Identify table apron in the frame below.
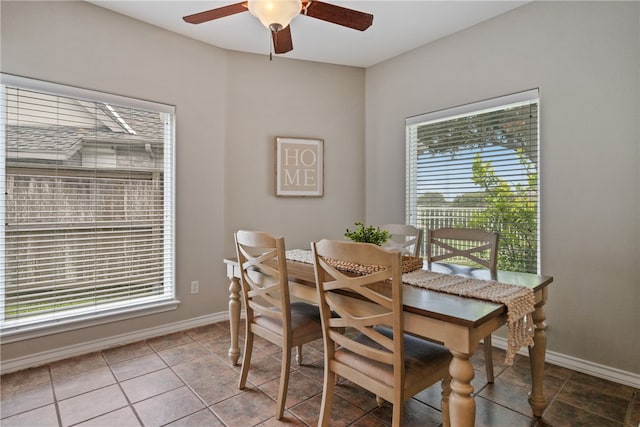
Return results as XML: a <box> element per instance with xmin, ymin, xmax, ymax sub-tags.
<box><xmin>404</xmin><ymin>311</ymin><xmax>505</xmax><ymax>353</ymax></box>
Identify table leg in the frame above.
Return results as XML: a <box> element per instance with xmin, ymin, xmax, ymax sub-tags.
<box><xmin>528</xmin><ymin>287</ymin><xmax>548</xmax><ymax>417</ymax></box>
<box><xmin>441</xmin><ymin>375</ymin><xmax>452</xmax><ymax>427</ymax></box>
<box><xmin>448</xmin><ymin>351</ymin><xmax>475</xmax><ymax>427</ymax></box>
<box><xmin>228</xmin><ymin>276</ymin><xmax>241</xmax><ymax>366</ymax></box>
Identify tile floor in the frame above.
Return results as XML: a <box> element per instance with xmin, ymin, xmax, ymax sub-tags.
<box><xmin>1</xmin><ymin>321</ymin><xmax>639</xmax><ymax>427</ymax></box>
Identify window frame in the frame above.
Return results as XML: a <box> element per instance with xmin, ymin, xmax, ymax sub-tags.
<box><xmin>0</xmin><ymin>73</ymin><xmax>178</xmax><ymax>342</ymax></box>
<box><xmin>405</xmin><ymin>89</ymin><xmax>540</xmax><ymax>274</ymax></box>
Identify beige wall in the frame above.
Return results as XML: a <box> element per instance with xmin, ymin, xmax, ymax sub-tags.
<box><xmin>223</xmin><ymin>51</ymin><xmax>365</xmax><ymax>253</ymax></box>
<box><xmin>365</xmin><ymin>1</ymin><xmax>640</xmax><ymax>374</ymax></box>
<box><xmin>0</xmin><ymin>1</ymin><xmax>364</xmax><ymax>362</ymax></box>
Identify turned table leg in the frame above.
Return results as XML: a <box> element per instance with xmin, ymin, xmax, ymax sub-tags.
<box><xmin>448</xmin><ymin>351</ymin><xmax>475</xmax><ymax>427</ymax></box>
<box><xmin>528</xmin><ymin>287</ymin><xmax>548</xmax><ymax>417</ymax></box>
<box><xmin>228</xmin><ymin>275</ymin><xmax>241</xmax><ymax>366</ymax></box>
<box><xmin>441</xmin><ymin>375</ymin><xmax>452</xmax><ymax>427</ymax></box>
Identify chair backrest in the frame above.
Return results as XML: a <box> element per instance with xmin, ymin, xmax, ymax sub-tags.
<box><xmin>311</xmin><ymin>240</ymin><xmax>405</xmax><ymax>393</ymax></box>
<box><xmin>427</xmin><ymin>227</ymin><xmax>499</xmax><ymax>272</ymax></box>
<box><xmin>234</xmin><ymin>230</ymin><xmax>291</xmax><ymax>333</ymax></box>
<box><xmin>379</xmin><ymin>224</ymin><xmax>423</xmax><ymax>257</ymax></box>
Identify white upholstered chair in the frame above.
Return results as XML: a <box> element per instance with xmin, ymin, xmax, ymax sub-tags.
<box><xmin>311</xmin><ymin>239</ymin><xmax>452</xmax><ymax>427</ymax></box>
<box><xmin>379</xmin><ymin>223</ymin><xmax>423</xmax><ymax>257</ymax></box>
<box><xmin>234</xmin><ymin>230</ymin><xmax>323</xmax><ymax>419</ymax></box>
<box><xmin>427</xmin><ymin>227</ymin><xmax>499</xmax><ymax>383</ymax></box>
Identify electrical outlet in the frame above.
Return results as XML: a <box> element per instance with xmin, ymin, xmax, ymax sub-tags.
<box><xmin>190</xmin><ymin>280</ymin><xmax>199</xmax><ymax>294</ymax></box>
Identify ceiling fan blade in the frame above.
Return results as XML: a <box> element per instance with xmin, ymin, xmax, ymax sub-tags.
<box><xmin>303</xmin><ymin>1</ymin><xmax>373</xmax><ymax>31</ymax></box>
<box><xmin>183</xmin><ymin>2</ymin><xmax>248</xmax><ymax>24</ymax></box>
<box><xmin>272</xmin><ymin>26</ymin><xmax>294</xmax><ymax>54</ymax></box>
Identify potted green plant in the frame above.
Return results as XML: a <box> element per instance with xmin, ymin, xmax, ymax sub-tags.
<box><xmin>343</xmin><ymin>222</ymin><xmax>424</xmax><ymax>274</ymax></box>
<box><xmin>344</xmin><ymin>222</ymin><xmax>391</xmax><ymax>246</ymax></box>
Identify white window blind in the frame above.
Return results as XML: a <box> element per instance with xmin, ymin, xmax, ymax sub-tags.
<box><xmin>406</xmin><ymin>89</ymin><xmax>540</xmax><ymax>273</ymax></box>
<box><xmin>1</xmin><ymin>74</ymin><xmax>176</xmax><ymax>336</ymax></box>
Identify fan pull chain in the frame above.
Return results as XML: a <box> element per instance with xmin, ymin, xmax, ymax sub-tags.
<box><xmin>269</xmin><ymin>30</ymin><xmax>273</xmax><ymax>61</ymax></box>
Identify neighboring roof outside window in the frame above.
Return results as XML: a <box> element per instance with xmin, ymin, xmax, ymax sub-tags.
<box><xmin>6</xmin><ymin>88</ymin><xmax>165</xmax><ymax>170</ymax></box>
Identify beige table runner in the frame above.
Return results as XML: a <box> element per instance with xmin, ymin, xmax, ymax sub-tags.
<box><xmin>401</xmin><ymin>269</ymin><xmax>534</xmax><ymax>365</ymax></box>
<box><xmin>285</xmin><ymin>249</ymin><xmax>534</xmax><ymax>365</ymax></box>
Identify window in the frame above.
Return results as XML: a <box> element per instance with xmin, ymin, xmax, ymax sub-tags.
<box><xmin>406</xmin><ymin>89</ymin><xmax>539</xmax><ymax>273</ymax></box>
<box><xmin>1</xmin><ymin>74</ymin><xmax>176</xmax><ymax>339</ymax></box>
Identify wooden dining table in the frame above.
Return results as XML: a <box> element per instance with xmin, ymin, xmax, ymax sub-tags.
<box><xmin>223</xmin><ymin>255</ymin><xmax>553</xmax><ymax>427</ymax></box>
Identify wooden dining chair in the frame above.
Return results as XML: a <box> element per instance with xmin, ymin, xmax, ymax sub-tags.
<box><xmin>379</xmin><ymin>223</ymin><xmax>423</xmax><ymax>257</ymax></box>
<box><xmin>234</xmin><ymin>230</ymin><xmax>323</xmax><ymax>419</ymax></box>
<box><xmin>427</xmin><ymin>227</ymin><xmax>499</xmax><ymax>383</ymax></box>
<box><xmin>311</xmin><ymin>239</ymin><xmax>452</xmax><ymax>427</ymax></box>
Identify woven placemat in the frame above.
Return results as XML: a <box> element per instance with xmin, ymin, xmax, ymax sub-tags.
<box><xmin>286</xmin><ymin>249</ymin><xmax>315</xmax><ymax>264</ymax></box>
<box><xmin>285</xmin><ymin>249</ymin><xmax>422</xmax><ymax>274</ymax></box>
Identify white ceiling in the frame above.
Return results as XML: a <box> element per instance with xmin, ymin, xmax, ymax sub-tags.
<box><xmin>88</xmin><ymin>1</ymin><xmax>529</xmax><ymax>68</ymax></box>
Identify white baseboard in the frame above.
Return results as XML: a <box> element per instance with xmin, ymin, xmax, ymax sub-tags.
<box><xmin>491</xmin><ymin>336</ymin><xmax>640</xmax><ymax>389</ymax></box>
<box><xmin>2</xmin><ymin>314</ymin><xmax>638</xmax><ymax>391</ymax></box>
<box><xmin>0</xmin><ymin>312</ymin><xmax>229</xmax><ymax>375</ymax></box>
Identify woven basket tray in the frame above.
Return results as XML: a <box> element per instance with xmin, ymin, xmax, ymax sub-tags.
<box><xmin>326</xmin><ymin>255</ymin><xmax>423</xmax><ymax>275</ymax></box>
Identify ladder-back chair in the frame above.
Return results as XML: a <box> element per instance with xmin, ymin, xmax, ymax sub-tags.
<box><xmin>312</xmin><ymin>239</ymin><xmax>452</xmax><ymax>427</ymax></box>
<box><xmin>427</xmin><ymin>227</ymin><xmax>499</xmax><ymax>383</ymax></box>
<box><xmin>379</xmin><ymin>224</ymin><xmax>423</xmax><ymax>257</ymax></box>
<box><xmin>235</xmin><ymin>230</ymin><xmax>323</xmax><ymax>419</ymax></box>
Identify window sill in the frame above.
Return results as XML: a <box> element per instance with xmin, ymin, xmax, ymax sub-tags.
<box><xmin>0</xmin><ymin>298</ymin><xmax>181</xmax><ymax>344</ymax></box>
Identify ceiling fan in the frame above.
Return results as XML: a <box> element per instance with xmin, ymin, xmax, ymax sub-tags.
<box><xmin>183</xmin><ymin>0</ymin><xmax>373</xmax><ymax>55</ymax></box>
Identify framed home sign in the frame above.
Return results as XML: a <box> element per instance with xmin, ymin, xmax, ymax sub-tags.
<box><xmin>275</xmin><ymin>137</ymin><xmax>324</xmax><ymax>197</ymax></box>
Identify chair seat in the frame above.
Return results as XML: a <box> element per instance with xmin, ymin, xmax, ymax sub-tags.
<box><xmin>334</xmin><ymin>328</ymin><xmax>452</xmax><ymax>391</ymax></box>
<box><xmin>253</xmin><ymin>302</ymin><xmax>322</xmax><ymax>340</ymax></box>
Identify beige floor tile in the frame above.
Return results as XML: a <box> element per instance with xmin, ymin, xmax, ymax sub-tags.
<box><xmin>0</xmin><ymin>366</ymin><xmax>51</xmax><ymax>396</ymax></box>
<box><xmin>157</xmin><ymin>342</ymin><xmax>211</xmax><ymax>366</ymax></box>
<box><xmin>211</xmin><ymin>387</ymin><xmax>277</xmax><ymax>426</ymax></box>
<box><xmin>74</xmin><ymin>406</ymin><xmax>141</xmax><ymax>427</ymax></box>
<box><xmin>556</xmin><ymin>371</ymin><xmax>634</xmax><ymax>423</ymax></box>
<box><xmin>0</xmin><ymin>404</ymin><xmax>59</xmax><ymax>427</ymax></box>
<box><xmin>57</xmin><ymin>384</ymin><xmax>128</xmax><ymax>426</ymax></box>
<box><xmin>0</xmin><ymin>382</ymin><xmax>54</xmax><ymax>419</ymax></box>
<box><xmin>260</xmin><ymin>370</ymin><xmax>323</xmax><ymax>409</ymax></box>
<box><xmin>109</xmin><ymin>352</ymin><xmax>168</xmax><ymax>382</ymax></box>
<box><xmin>473</xmin><ymin>396</ymin><xmax>539</xmax><ymax>427</ymax></box>
<box><xmin>183</xmin><ymin>323</ymin><xmax>229</xmax><ymax>340</ymax></box>
<box><xmin>290</xmin><ymin>393</ymin><xmax>366</xmax><ymax>427</ymax></box>
<box><xmin>165</xmin><ymin>408</ymin><xmax>224</xmax><ymax>427</ymax></box>
<box><xmin>147</xmin><ymin>331</ymin><xmax>194</xmax><ymax>351</ymax></box>
<box><xmin>52</xmin><ymin>366</ymin><xmax>116</xmax><ymax>400</ymax></box>
<box><xmin>175</xmin><ymin>359</ymin><xmax>243</xmax><ymax>405</ymax></box>
<box><xmin>49</xmin><ymin>352</ymin><xmax>107</xmax><ymax>379</ymax></box>
<box><xmin>541</xmin><ymin>398</ymin><xmax>625</xmax><ymax>427</ymax></box>
<box><xmin>102</xmin><ymin>341</ymin><xmax>155</xmax><ymax>365</ymax></box>
<box><xmin>257</xmin><ymin>411</ymin><xmax>309</xmax><ymax>426</ymax></box>
<box><xmin>120</xmin><ymin>368</ymin><xmax>184</xmax><ymax>403</ymax></box>
<box><xmin>133</xmin><ymin>386</ymin><xmax>206</xmax><ymax>426</ymax></box>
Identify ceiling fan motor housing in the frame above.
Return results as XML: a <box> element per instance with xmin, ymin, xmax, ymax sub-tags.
<box><xmin>248</xmin><ymin>0</ymin><xmax>302</xmax><ymax>32</ymax></box>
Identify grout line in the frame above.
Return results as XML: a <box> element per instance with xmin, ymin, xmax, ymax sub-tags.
<box><xmin>103</xmin><ymin>350</ymin><xmax>147</xmax><ymax>427</ymax></box>
<box><xmin>48</xmin><ymin>365</ymin><xmax>63</xmax><ymax>427</ymax></box>
<box><xmin>539</xmin><ymin>368</ymin><xmax>572</xmax><ymax>418</ymax></box>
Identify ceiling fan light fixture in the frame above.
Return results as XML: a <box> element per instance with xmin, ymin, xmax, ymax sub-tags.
<box><xmin>248</xmin><ymin>0</ymin><xmax>302</xmax><ymax>32</ymax></box>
